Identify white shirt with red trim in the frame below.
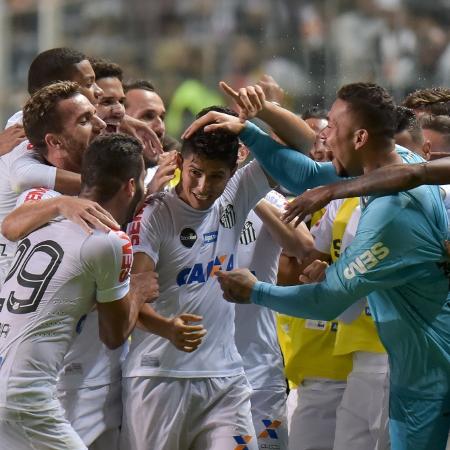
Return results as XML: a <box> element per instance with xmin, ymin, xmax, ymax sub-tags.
<box><xmin>0</xmin><ymin>220</ymin><xmax>130</xmax><ymax>411</ymax></box>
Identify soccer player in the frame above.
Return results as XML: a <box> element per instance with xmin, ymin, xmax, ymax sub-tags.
<box><xmin>120</xmin><ymin>105</ymin><xmax>285</xmax><ymax>449</ymax></box>
<box><xmin>212</xmin><ymin>83</ymin><xmax>450</xmax><ymax>450</ymax></box>
<box><xmin>0</xmin><ymin>131</ymin><xmax>158</xmax><ymax>450</ymax></box>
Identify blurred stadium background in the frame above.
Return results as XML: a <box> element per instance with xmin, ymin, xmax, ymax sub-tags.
<box><xmin>0</xmin><ymin>0</ymin><xmax>449</xmax><ymax>136</ymax></box>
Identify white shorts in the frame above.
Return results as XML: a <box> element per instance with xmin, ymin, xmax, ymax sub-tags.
<box><xmin>0</xmin><ymin>405</ymin><xmax>87</xmax><ymax>450</ymax></box>
<box><xmin>287</xmin><ymin>379</ymin><xmax>346</xmax><ymax>450</ymax></box>
<box><xmin>251</xmin><ymin>387</ymin><xmax>288</xmax><ymax>450</ymax></box>
<box><xmin>333</xmin><ymin>352</ymin><xmax>390</xmax><ymax>450</ymax></box>
<box><xmin>57</xmin><ymin>381</ymin><xmax>122</xmax><ymax>448</ymax></box>
<box><xmin>120</xmin><ymin>375</ymin><xmax>257</xmax><ymax>450</ymax></box>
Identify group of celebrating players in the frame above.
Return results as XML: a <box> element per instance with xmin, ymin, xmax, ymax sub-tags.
<box><xmin>0</xmin><ymin>46</ymin><xmax>448</xmax><ymax>450</ymax></box>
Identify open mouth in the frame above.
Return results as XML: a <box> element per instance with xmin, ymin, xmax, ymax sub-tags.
<box><xmin>105</xmin><ymin>123</ymin><xmax>119</xmax><ymax>133</ymax></box>
<box><xmin>193</xmin><ymin>193</ymin><xmax>210</xmax><ymax>201</ymax></box>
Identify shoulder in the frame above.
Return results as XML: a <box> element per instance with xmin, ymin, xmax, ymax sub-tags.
<box><xmin>17</xmin><ymin>188</ymin><xmax>61</xmax><ymax>206</ymax></box>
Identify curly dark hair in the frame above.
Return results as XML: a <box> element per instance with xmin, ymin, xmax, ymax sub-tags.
<box><xmin>23</xmin><ymin>81</ymin><xmax>81</xmax><ymax>152</ymax></box>
<box><xmin>27</xmin><ymin>48</ymin><xmax>87</xmax><ymax>95</ymax></box>
<box><xmin>181</xmin><ymin>105</ymin><xmax>240</xmax><ymax>168</ymax></box>
<box><xmin>81</xmin><ymin>133</ymin><xmax>143</xmax><ymax>202</ymax></box>
<box><xmin>403</xmin><ymin>88</ymin><xmax>450</xmax><ymax>116</ymax></box>
<box><xmin>337</xmin><ymin>82</ymin><xmax>398</xmax><ymax>138</ymax></box>
<box><xmin>90</xmin><ymin>58</ymin><xmax>123</xmax><ymax>82</ymax></box>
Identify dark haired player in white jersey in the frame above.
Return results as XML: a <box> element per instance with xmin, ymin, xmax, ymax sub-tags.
<box><xmin>0</xmin><ymin>131</ymin><xmax>158</xmax><ymax>450</ymax></box>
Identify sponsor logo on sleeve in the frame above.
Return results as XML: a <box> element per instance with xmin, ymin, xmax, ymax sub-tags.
<box><xmin>239</xmin><ymin>221</ymin><xmax>257</xmax><ymax>245</ymax></box>
<box><xmin>220</xmin><ymin>204</ymin><xmax>236</xmax><ymax>228</ymax></box>
<box><xmin>180</xmin><ymin>227</ymin><xmax>197</xmax><ymax>248</ymax></box>
<box><xmin>24</xmin><ymin>187</ymin><xmax>50</xmax><ymax>203</ymax></box>
<box><xmin>343</xmin><ymin>242</ymin><xmax>390</xmax><ymax>280</ymax></box>
<box><xmin>116</xmin><ymin>231</ymin><xmax>133</xmax><ymax>282</ymax></box>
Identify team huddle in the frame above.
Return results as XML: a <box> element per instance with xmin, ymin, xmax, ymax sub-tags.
<box><xmin>0</xmin><ymin>47</ymin><xmax>448</xmax><ymax>450</ymax></box>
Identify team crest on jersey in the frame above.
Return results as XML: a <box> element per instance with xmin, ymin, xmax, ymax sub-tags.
<box><xmin>180</xmin><ymin>227</ymin><xmax>197</xmax><ymax>248</ymax></box>
<box><xmin>240</xmin><ymin>221</ymin><xmax>256</xmax><ymax>245</ymax></box>
<box><xmin>176</xmin><ymin>254</ymin><xmax>234</xmax><ymax>286</ymax></box>
<box><xmin>233</xmin><ymin>435</ymin><xmax>253</xmax><ymax>450</ymax></box>
<box><xmin>220</xmin><ymin>204</ymin><xmax>236</xmax><ymax>228</ymax></box>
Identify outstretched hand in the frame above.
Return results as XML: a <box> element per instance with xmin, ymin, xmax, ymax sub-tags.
<box><xmin>216</xmin><ymin>269</ymin><xmax>258</xmax><ymax>304</ymax></box>
<box><xmin>282</xmin><ymin>185</ymin><xmax>332</xmax><ymax>227</ymax></box>
<box><xmin>219</xmin><ymin>81</ymin><xmax>267</xmax><ymax>122</ymax></box>
<box><xmin>167</xmin><ymin>314</ymin><xmax>207</xmax><ymax>353</ymax></box>
<box><xmin>0</xmin><ymin>124</ymin><xmax>26</xmax><ymax>156</ymax></box>
<box><xmin>182</xmin><ymin>110</ymin><xmax>245</xmax><ymax>140</ymax></box>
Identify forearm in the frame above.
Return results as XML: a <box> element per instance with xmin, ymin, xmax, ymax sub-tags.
<box><xmin>239</xmin><ymin>122</ymin><xmax>340</xmax><ymax>195</ymax></box>
<box><xmin>251</xmin><ymin>279</ymin><xmax>356</xmax><ymax>320</ymax></box>
<box><xmin>54</xmin><ymin>169</ymin><xmax>81</xmax><ymax>195</ymax></box>
<box><xmin>2</xmin><ymin>197</ymin><xmax>62</xmax><ymax>241</ymax></box>
<box><xmin>257</xmin><ymin>102</ymin><xmax>315</xmax><ymax>154</ymax></box>
<box><xmin>325</xmin><ymin>163</ymin><xmax>427</xmax><ymax>201</ymax></box>
<box><xmin>255</xmin><ymin>200</ymin><xmax>315</xmax><ymax>259</ymax></box>
<box><xmin>138</xmin><ymin>304</ymin><xmax>171</xmax><ymax>339</ymax></box>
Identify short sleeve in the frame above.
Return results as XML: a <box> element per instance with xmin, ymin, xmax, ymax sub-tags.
<box><xmin>221</xmin><ymin>159</ymin><xmax>271</xmax><ymax>220</ymax></box>
<box><xmin>310</xmin><ymin>200</ymin><xmax>342</xmax><ymax>254</ymax></box>
<box><xmin>264</xmin><ymin>190</ymin><xmax>286</xmax><ymax>210</ymax></box>
<box><xmin>16</xmin><ymin>188</ymin><xmax>61</xmax><ymax>207</ymax></box>
<box><xmin>10</xmin><ymin>151</ymin><xmax>57</xmax><ymax>194</ymax></box>
<box><xmin>126</xmin><ymin>197</ymin><xmax>166</xmax><ymax>265</ymax></box>
<box><xmin>80</xmin><ymin>230</ymin><xmax>131</xmax><ymax>303</ymax></box>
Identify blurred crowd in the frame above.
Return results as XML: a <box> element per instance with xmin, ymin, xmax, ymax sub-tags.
<box><xmin>3</xmin><ymin>0</ymin><xmax>450</xmax><ymax>135</ymax></box>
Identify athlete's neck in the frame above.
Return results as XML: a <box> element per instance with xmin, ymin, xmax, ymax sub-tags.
<box><xmin>79</xmin><ymin>188</ymin><xmax>127</xmax><ymax>226</ymax></box>
<box><xmin>362</xmin><ymin>140</ymin><xmax>403</xmax><ymax>175</ymax></box>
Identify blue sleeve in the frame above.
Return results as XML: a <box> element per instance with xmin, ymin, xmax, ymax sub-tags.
<box><xmin>239</xmin><ymin>122</ymin><xmax>341</xmax><ymax>195</ymax></box>
<box><xmin>251</xmin><ymin>194</ymin><xmax>446</xmax><ymax>319</ymax></box>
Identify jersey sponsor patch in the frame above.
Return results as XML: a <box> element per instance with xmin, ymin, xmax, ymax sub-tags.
<box><xmin>0</xmin><ymin>322</ymin><xmax>10</xmax><ymax>339</ymax></box>
<box><xmin>239</xmin><ymin>221</ymin><xmax>257</xmax><ymax>245</ymax></box>
<box><xmin>24</xmin><ymin>187</ymin><xmax>50</xmax><ymax>203</ymax></box>
<box><xmin>305</xmin><ymin>319</ymin><xmax>327</xmax><ymax>330</ymax></box>
<box><xmin>258</xmin><ymin>419</ymin><xmax>282</xmax><ymax>440</ymax></box>
<box><xmin>343</xmin><ymin>242</ymin><xmax>390</xmax><ymax>280</ymax></box>
<box><xmin>115</xmin><ymin>231</ymin><xmax>133</xmax><ymax>282</ymax></box>
<box><xmin>233</xmin><ymin>435</ymin><xmax>253</xmax><ymax>450</ymax></box>
<box><xmin>141</xmin><ymin>355</ymin><xmax>159</xmax><ymax>367</ymax></box>
<box><xmin>176</xmin><ymin>254</ymin><xmax>234</xmax><ymax>286</ymax></box>
<box><xmin>203</xmin><ymin>231</ymin><xmax>218</xmax><ymax>245</ymax></box>
<box><xmin>220</xmin><ymin>204</ymin><xmax>236</xmax><ymax>228</ymax></box>
<box><xmin>180</xmin><ymin>227</ymin><xmax>197</xmax><ymax>248</ymax></box>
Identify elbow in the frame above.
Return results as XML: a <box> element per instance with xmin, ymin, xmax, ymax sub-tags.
<box><xmin>1</xmin><ymin>217</ymin><xmax>21</xmax><ymax>241</ymax></box>
<box><xmin>99</xmin><ymin>329</ymin><xmax>126</xmax><ymax>350</ymax></box>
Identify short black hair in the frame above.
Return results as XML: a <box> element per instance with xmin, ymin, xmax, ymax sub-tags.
<box><xmin>123</xmin><ymin>79</ymin><xmax>155</xmax><ymax>93</ymax></box>
<box><xmin>302</xmin><ymin>107</ymin><xmax>328</xmax><ymax>121</ymax></box>
<box><xmin>23</xmin><ymin>81</ymin><xmax>81</xmax><ymax>152</ymax></box>
<box><xmin>81</xmin><ymin>133</ymin><xmax>144</xmax><ymax>202</ymax></box>
<box><xmin>337</xmin><ymin>82</ymin><xmax>398</xmax><ymax>138</ymax></box>
<box><xmin>28</xmin><ymin>47</ymin><xmax>87</xmax><ymax>94</ymax></box>
<box><xmin>181</xmin><ymin>106</ymin><xmax>239</xmax><ymax>169</ymax></box>
<box><xmin>395</xmin><ymin>106</ymin><xmax>424</xmax><ymax>146</ymax></box>
<box><xmin>90</xmin><ymin>58</ymin><xmax>123</xmax><ymax>82</ymax></box>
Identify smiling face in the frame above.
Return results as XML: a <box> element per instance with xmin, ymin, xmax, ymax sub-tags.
<box><xmin>55</xmin><ymin>93</ymin><xmax>106</xmax><ymax>172</ymax></box>
<box><xmin>320</xmin><ymin>98</ymin><xmax>364</xmax><ymax>177</ymax></box>
<box><xmin>96</xmin><ymin>77</ymin><xmax>126</xmax><ymax>133</ymax></box>
<box><xmin>176</xmin><ymin>153</ymin><xmax>236</xmax><ymax>210</ymax></box>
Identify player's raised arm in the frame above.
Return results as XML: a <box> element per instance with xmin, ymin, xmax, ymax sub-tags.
<box><xmin>219</xmin><ymin>79</ymin><xmax>315</xmax><ymax>154</ymax></box>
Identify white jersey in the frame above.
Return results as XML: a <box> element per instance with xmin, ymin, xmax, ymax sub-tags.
<box><xmin>15</xmin><ymin>187</ymin><xmax>127</xmax><ymax>390</ymax></box>
<box><xmin>234</xmin><ymin>190</ymin><xmax>286</xmax><ymax>390</ymax></box>
<box><xmin>0</xmin><ymin>220</ymin><xmax>131</xmax><ymax>412</ymax></box>
<box><xmin>124</xmin><ymin>160</ymin><xmax>271</xmax><ymax>378</ymax></box>
<box><xmin>0</xmin><ymin>135</ymin><xmax>57</xmax><ymax>283</ymax></box>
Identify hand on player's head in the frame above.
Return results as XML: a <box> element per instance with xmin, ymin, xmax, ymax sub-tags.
<box><xmin>182</xmin><ymin>110</ymin><xmax>244</xmax><ymax>140</ymax></box>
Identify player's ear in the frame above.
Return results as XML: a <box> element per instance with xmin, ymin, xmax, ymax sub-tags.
<box><xmin>176</xmin><ymin>152</ymin><xmax>183</xmax><ymax>170</ymax></box>
<box><xmin>125</xmin><ymin>178</ymin><xmax>136</xmax><ymax>198</ymax></box>
<box><xmin>422</xmin><ymin>139</ymin><xmax>431</xmax><ymax>161</ymax></box>
<box><xmin>237</xmin><ymin>143</ymin><xmax>250</xmax><ymax>165</ymax></box>
<box><xmin>45</xmin><ymin>133</ymin><xmax>62</xmax><ymax>152</ymax></box>
<box><xmin>354</xmin><ymin>129</ymin><xmax>368</xmax><ymax>150</ymax></box>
